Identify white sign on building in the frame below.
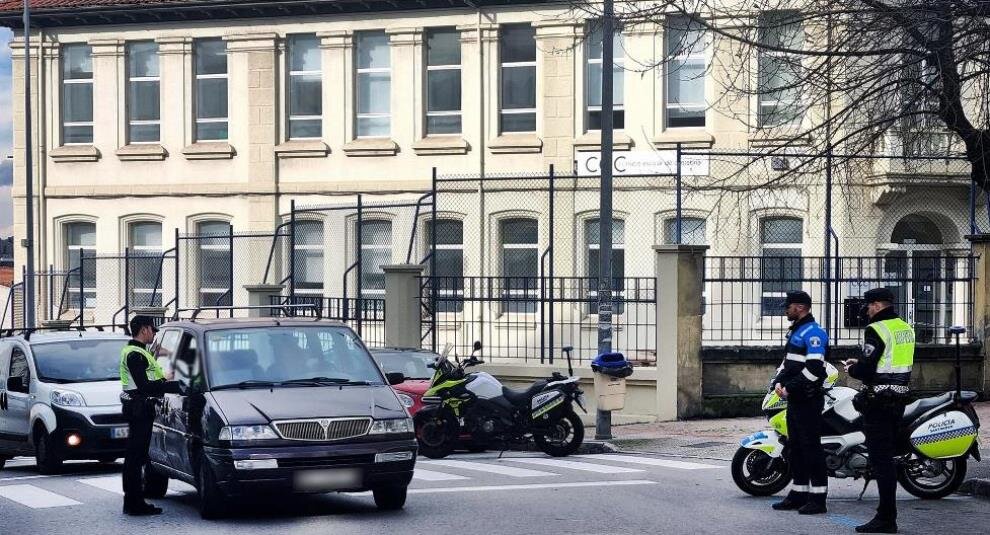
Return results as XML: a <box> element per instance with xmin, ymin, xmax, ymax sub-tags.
<box><xmin>575</xmin><ymin>151</ymin><xmax>710</xmax><ymax>177</ymax></box>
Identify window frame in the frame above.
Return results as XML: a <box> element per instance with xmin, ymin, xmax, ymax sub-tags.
<box><xmin>759</xmin><ymin>216</ymin><xmax>804</xmax><ymax>316</ymax></box>
<box><xmin>65</xmin><ymin>221</ymin><xmax>97</xmax><ymax>310</ymax></box>
<box><xmin>126</xmin><ymin>41</ymin><xmax>161</xmax><ymax>144</ymax></box>
<box><xmin>498</xmin><ymin>24</ymin><xmax>537</xmax><ymax>134</ymax></box>
<box><xmin>287</xmin><ymin>34</ymin><xmax>323</xmax><ymax>140</ymax></box>
<box><xmin>292</xmin><ymin>219</ymin><xmax>325</xmax><ymax>295</ymax></box>
<box><xmin>585</xmin><ymin>218</ymin><xmax>626</xmax><ymax>315</ymax></box>
<box><xmin>8</xmin><ymin>347</ymin><xmax>31</xmax><ymax>393</ymax></box>
<box><xmin>128</xmin><ymin>221</ymin><xmax>164</xmax><ymax>307</ymax></box>
<box><xmin>664</xmin><ymin>15</ymin><xmax>707</xmax><ymax>129</ymax></box>
<box><xmin>196</xmin><ymin>220</ymin><xmax>233</xmax><ymax>307</ymax></box>
<box><xmin>355</xmin><ymin>31</ymin><xmax>392</xmax><ymax>139</ymax></box>
<box><xmin>425</xmin><ymin>27</ymin><xmax>463</xmax><ymax>136</ymax></box>
<box><xmin>499</xmin><ymin>217</ymin><xmax>539</xmax><ymax>313</ymax></box>
<box><xmin>358</xmin><ymin>219</ymin><xmax>393</xmax><ymax>301</ymax></box>
<box><xmin>756</xmin><ymin>12</ymin><xmax>804</xmax><ymax>128</ymax></box>
<box><xmin>193</xmin><ymin>38</ymin><xmax>229</xmax><ymax>142</ymax></box>
<box><xmin>426</xmin><ymin>218</ymin><xmax>465</xmax><ymax>313</ymax></box>
<box><xmin>61</xmin><ymin>43</ymin><xmax>94</xmax><ymax>146</ymax></box>
<box><xmin>586</xmin><ymin>24</ymin><xmax>625</xmax><ymax>132</ymax></box>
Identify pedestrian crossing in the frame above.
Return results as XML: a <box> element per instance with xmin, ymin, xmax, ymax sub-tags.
<box><xmin>0</xmin><ymin>454</ymin><xmax>723</xmax><ymax>510</ymax></box>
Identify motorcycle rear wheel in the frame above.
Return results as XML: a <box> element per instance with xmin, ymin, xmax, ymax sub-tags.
<box><xmin>731</xmin><ymin>447</ymin><xmax>791</xmax><ymax>497</ymax></box>
<box><xmin>414</xmin><ymin>409</ymin><xmax>459</xmax><ymax>459</ymax></box>
<box><xmin>534</xmin><ymin>410</ymin><xmax>584</xmax><ymax>457</ymax></box>
<box><xmin>897</xmin><ymin>456</ymin><xmax>967</xmax><ymax>500</ymax></box>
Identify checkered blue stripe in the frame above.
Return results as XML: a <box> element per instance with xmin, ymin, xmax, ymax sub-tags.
<box><xmin>911</xmin><ymin>426</ymin><xmax>978</xmax><ymax>446</ymax></box>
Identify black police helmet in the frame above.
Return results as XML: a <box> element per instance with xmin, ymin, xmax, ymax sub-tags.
<box><xmin>784</xmin><ymin>290</ymin><xmax>812</xmax><ymax>308</ymax></box>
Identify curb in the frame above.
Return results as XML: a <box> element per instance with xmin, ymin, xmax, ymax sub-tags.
<box><xmin>959</xmin><ymin>478</ymin><xmax>990</xmax><ymax>499</ymax></box>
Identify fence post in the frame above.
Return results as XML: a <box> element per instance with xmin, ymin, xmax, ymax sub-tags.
<box><xmin>228</xmin><ymin>224</ymin><xmax>235</xmax><ymax>311</ymax></box>
<box><xmin>383</xmin><ymin>264</ymin><xmax>426</xmax><ymax>348</ymax></box>
<box><xmin>430</xmin><ymin>168</ymin><xmax>438</xmax><ymax>353</ymax></box>
<box><xmin>654</xmin><ymin>244</ymin><xmax>708</xmax><ymax>420</ymax></box>
<box><xmin>289</xmin><ymin>200</ymin><xmax>297</xmax><ymax>308</ymax></box>
<box><xmin>174</xmin><ymin>228</ymin><xmax>180</xmax><ymax>314</ymax></box>
<box><xmin>356</xmin><ymin>194</ymin><xmax>364</xmax><ymax>336</ymax></box>
<box><xmin>966</xmin><ymin>233</ymin><xmax>990</xmax><ymax>395</ymax></box>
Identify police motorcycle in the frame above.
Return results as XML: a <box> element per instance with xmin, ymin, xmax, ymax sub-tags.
<box><xmin>732</xmin><ymin>362</ymin><xmax>982</xmax><ymax>499</ymax></box>
<box><xmin>413</xmin><ymin>342</ymin><xmax>587</xmax><ymax>459</ymax></box>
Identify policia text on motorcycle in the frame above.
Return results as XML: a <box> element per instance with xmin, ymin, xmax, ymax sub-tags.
<box><xmin>771</xmin><ymin>291</ymin><xmax>829</xmax><ymax>515</ymax></box>
<box><xmin>844</xmin><ymin>288</ymin><xmax>914</xmax><ymax>534</ymax></box>
<box><xmin>120</xmin><ymin>315</ymin><xmax>181</xmax><ymax>516</ymax></box>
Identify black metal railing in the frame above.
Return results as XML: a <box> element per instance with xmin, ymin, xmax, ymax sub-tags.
<box><xmin>271</xmin><ymin>295</ymin><xmax>386</xmax><ymax>347</ymax></box>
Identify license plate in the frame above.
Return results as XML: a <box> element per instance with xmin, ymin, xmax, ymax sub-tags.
<box><xmin>112</xmin><ymin>427</ymin><xmax>129</xmax><ymax>439</ymax></box>
<box><xmin>293</xmin><ymin>468</ymin><xmax>362</xmax><ymax>492</ymax></box>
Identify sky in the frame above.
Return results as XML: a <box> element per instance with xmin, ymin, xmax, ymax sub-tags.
<box><xmin>1</xmin><ymin>26</ymin><xmax>12</xmax><ymax>239</ymax></box>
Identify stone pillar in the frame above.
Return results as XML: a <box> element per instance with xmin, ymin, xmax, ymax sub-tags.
<box><xmin>534</xmin><ymin>21</ymin><xmax>582</xmax><ymax>172</ymax></box>
<box><xmin>383</xmin><ymin>264</ymin><xmax>426</xmax><ymax>348</ymax></box>
<box><xmin>967</xmin><ymin>234</ymin><xmax>990</xmax><ymax>394</ymax></box>
<box><xmin>244</xmin><ymin>284</ymin><xmax>285</xmax><ymax>317</ymax></box>
<box><xmin>654</xmin><ymin>244</ymin><xmax>708</xmax><ymax>420</ymax></box>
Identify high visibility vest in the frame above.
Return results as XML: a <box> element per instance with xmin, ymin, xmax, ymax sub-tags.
<box><xmin>867</xmin><ymin>318</ymin><xmax>915</xmax><ymax>386</ymax></box>
<box><xmin>120</xmin><ymin>344</ymin><xmax>165</xmax><ymax>391</ymax></box>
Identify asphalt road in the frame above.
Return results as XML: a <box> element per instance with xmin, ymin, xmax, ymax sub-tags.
<box><xmin>1</xmin><ymin>452</ymin><xmax>987</xmax><ymax>535</ymax></box>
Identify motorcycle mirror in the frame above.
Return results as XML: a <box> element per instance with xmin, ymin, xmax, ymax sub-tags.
<box><xmin>442</xmin><ymin>343</ymin><xmax>455</xmax><ymax>358</ymax></box>
<box><xmin>472</xmin><ymin>341</ymin><xmax>483</xmax><ymax>352</ymax></box>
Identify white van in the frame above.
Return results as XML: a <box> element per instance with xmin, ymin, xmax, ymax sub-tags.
<box><xmin>0</xmin><ymin>330</ymin><xmax>129</xmax><ymax>474</ymax></box>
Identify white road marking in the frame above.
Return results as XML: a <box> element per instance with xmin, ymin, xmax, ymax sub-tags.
<box><xmin>504</xmin><ymin>457</ymin><xmax>643</xmax><ymax>474</ymax></box>
<box><xmin>0</xmin><ymin>484</ymin><xmax>82</xmax><ymax>508</ymax></box>
<box><xmin>420</xmin><ymin>459</ymin><xmax>557</xmax><ymax>478</ymax></box>
<box><xmin>577</xmin><ymin>454</ymin><xmax>722</xmax><ymax>470</ymax></box>
<box><xmin>413</xmin><ymin>468</ymin><xmax>469</xmax><ymax>482</ymax></box>
<box><xmin>168</xmin><ymin>481</ymin><xmax>197</xmax><ymax>495</ymax></box>
<box><xmin>0</xmin><ymin>475</ymin><xmax>54</xmax><ymax>482</ymax></box>
<box><xmin>407</xmin><ymin>480</ymin><xmax>658</xmax><ymax>494</ymax></box>
<box><xmin>78</xmin><ymin>476</ymin><xmax>123</xmax><ymax>495</ymax></box>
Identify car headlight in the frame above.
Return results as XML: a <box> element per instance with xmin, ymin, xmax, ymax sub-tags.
<box><xmin>396</xmin><ymin>393</ymin><xmax>416</xmax><ymax>408</ymax></box>
<box><xmin>218</xmin><ymin>425</ymin><xmax>279</xmax><ymax>441</ymax></box>
<box><xmin>369</xmin><ymin>418</ymin><xmax>414</xmax><ymax>435</ymax></box>
<box><xmin>51</xmin><ymin>390</ymin><xmax>86</xmax><ymax>407</ymax></box>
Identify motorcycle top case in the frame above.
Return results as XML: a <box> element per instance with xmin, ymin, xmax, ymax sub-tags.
<box><xmin>909</xmin><ymin>410</ymin><xmax>979</xmax><ymax>459</ymax></box>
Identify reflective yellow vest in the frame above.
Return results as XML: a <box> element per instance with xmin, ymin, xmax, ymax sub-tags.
<box><xmin>867</xmin><ymin>318</ymin><xmax>915</xmax><ymax>386</ymax></box>
<box><xmin>119</xmin><ymin>344</ymin><xmax>165</xmax><ymax>391</ymax></box>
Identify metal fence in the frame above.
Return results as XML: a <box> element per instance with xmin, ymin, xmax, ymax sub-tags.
<box><xmin>270</xmin><ymin>294</ymin><xmax>387</xmax><ymax>347</ymax></box>
<box><xmin>1</xmin><ymin>279</ymin><xmax>24</xmax><ymax>329</ymax></box>
<box><xmin>703</xmin><ymin>255</ymin><xmax>977</xmax><ymax>345</ymax></box>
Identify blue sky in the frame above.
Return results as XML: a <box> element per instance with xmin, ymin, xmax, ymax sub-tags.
<box><xmin>1</xmin><ymin>26</ymin><xmax>12</xmax><ymax>238</ymax></box>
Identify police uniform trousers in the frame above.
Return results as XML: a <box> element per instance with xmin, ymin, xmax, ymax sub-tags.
<box><xmin>862</xmin><ymin>397</ymin><xmax>905</xmax><ymax>521</ymax></box>
<box><xmin>122</xmin><ymin>398</ymin><xmax>155</xmax><ymax>507</ymax></box>
<box><xmin>786</xmin><ymin>394</ymin><xmax>829</xmax><ymax>500</ymax></box>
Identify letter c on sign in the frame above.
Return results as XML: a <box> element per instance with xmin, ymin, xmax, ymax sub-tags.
<box><xmin>614</xmin><ymin>155</ymin><xmax>627</xmax><ymax>174</ymax></box>
<box><xmin>585</xmin><ymin>155</ymin><xmax>600</xmax><ymax>174</ymax></box>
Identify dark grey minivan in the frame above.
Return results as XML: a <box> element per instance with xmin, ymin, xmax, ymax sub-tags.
<box><xmin>144</xmin><ymin>317</ymin><xmax>416</xmax><ymax>518</ymax></box>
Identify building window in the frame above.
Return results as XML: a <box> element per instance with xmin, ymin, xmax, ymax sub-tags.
<box><xmin>62</xmin><ymin>44</ymin><xmax>94</xmax><ymax>145</ymax></box>
<box><xmin>427</xmin><ymin>219</ymin><xmax>464</xmax><ymax>312</ymax></box>
<box><xmin>65</xmin><ymin>222</ymin><xmax>96</xmax><ymax>309</ymax></box>
<box><xmin>288</xmin><ymin>34</ymin><xmax>322</xmax><ymax>139</ymax></box>
<box><xmin>760</xmin><ymin>217</ymin><xmax>803</xmax><ymax>315</ymax></box>
<box><xmin>499</xmin><ymin>24</ymin><xmax>537</xmax><ymax>133</ymax></box>
<box><xmin>587</xmin><ymin>24</ymin><xmax>624</xmax><ymax>131</ymax></box>
<box><xmin>356</xmin><ymin>31</ymin><xmax>391</xmax><ymax>137</ymax></box>
<box><xmin>586</xmin><ymin>219</ymin><xmax>625</xmax><ymax>314</ymax></box>
<box><xmin>359</xmin><ymin>220</ymin><xmax>392</xmax><ymax>301</ymax></box>
<box><xmin>129</xmin><ymin>222</ymin><xmax>163</xmax><ymax>307</ymax></box>
<box><xmin>758</xmin><ymin>12</ymin><xmax>803</xmax><ymax>127</ymax></box>
<box><xmin>194</xmin><ymin>38</ymin><xmax>228</xmax><ymax>141</ymax></box>
<box><xmin>426</xmin><ymin>28</ymin><xmax>462</xmax><ymax>135</ymax></box>
<box><xmin>665</xmin><ymin>16</ymin><xmax>706</xmax><ymax>128</ymax></box>
<box><xmin>293</xmin><ymin>220</ymin><xmax>324</xmax><ymax>294</ymax></box>
<box><xmin>127</xmin><ymin>41</ymin><xmax>160</xmax><ymax>143</ymax></box>
<box><xmin>197</xmin><ymin>221</ymin><xmax>232</xmax><ymax>306</ymax></box>
<box><xmin>500</xmin><ymin>218</ymin><xmax>538</xmax><ymax>313</ymax></box>
<box><xmin>663</xmin><ymin>217</ymin><xmax>707</xmax><ymax>245</ymax></box>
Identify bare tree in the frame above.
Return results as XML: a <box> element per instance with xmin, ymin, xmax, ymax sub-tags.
<box><xmin>571</xmin><ymin>0</ymin><xmax>990</xmax><ymax>192</ymax></box>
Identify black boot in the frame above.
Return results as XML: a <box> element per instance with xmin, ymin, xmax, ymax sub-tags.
<box><xmin>772</xmin><ymin>492</ymin><xmax>807</xmax><ymax>511</ymax></box>
<box><xmin>797</xmin><ymin>497</ymin><xmax>827</xmax><ymax>515</ymax></box>
<box><xmin>855</xmin><ymin>516</ymin><xmax>897</xmax><ymax>534</ymax></box>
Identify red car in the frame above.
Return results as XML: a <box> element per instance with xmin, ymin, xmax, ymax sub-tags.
<box><xmin>370</xmin><ymin>347</ymin><xmax>438</xmax><ymax>416</ymax></box>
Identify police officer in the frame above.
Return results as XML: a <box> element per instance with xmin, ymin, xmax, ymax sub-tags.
<box><xmin>771</xmin><ymin>290</ymin><xmax>829</xmax><ymax>515</ymax></box>
<box><xmin>120</xmin><ymin>315</ymin><xmax>181</xmax><ymax>516</ymax></box>
<box><xmin>845</xmin><ymin>288</ymin><xmax>914</xmax><ymax>534</ymax></box>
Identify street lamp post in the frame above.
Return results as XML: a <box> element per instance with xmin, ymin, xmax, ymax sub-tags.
<box><xmin>595</xmin><ymin>0</ymin><xmax>615</xmax><ymax>440</ymax></box>
<box><xmin>22</xmin><ymin>0</ymin><xmax>36</xmax><ymax>329</ymax></box>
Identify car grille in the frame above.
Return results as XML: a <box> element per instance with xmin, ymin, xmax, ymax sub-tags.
<box><xmin>277</xmin><ymin>454</ymin><xmax>376</xmax><ymax>469</ymax></box>
<box><xmin>91</xmin><ymin>413</ymin><xmax>127</xmax><ymax>425</ymax></box>
<box><xmin>273</xmin><ymin>418</ymin><xmax>372</xmax><ymax>442</ymax></box>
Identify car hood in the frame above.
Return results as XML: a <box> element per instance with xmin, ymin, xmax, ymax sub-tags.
<box><xmin>49</xmin><ymin>381</ymin><xmax>122</xmax><ymax>408</ymax></box>
<box><xmin>393</xmin><ymin>380</ymin><xmax>431</xmax><ymax>396</ymax></box>
<box><xmin>209</xmin><ymin>385</ymin><xmax>407</xmax><ymax>425</ymax></box>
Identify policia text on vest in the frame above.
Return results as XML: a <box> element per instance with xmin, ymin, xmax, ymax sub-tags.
<box><xmin>846</xmin><ymin>287</ymin><xmax>915</xmax><ymax>534</ymax></box>
<box><xmin>119</xmin><ymin>315</ymin><xmax>182</xmax><ymax>516</ymax></box>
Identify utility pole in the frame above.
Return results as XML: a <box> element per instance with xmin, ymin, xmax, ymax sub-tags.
<box><xmin>23</xmin><ymin>0</ymin><xmax>36</xmax><ymax>329</ymax></box>
<box><xmin>595</xmin><ymin>0</ymin><xmax>615</xmax><ymax>440</ymax></box>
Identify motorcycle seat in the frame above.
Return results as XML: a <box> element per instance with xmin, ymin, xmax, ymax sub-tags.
<box><xmin>502</xmin><ymin>381</ymin><xmax>548</xmax><ymax>406</ymax></box>
<box><xmin>902</xmin><ymin>392</ymin><xmax>952</xmax><ymax>422</ymax></box>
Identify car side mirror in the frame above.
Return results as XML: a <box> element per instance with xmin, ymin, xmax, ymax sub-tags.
<box><xmin>386</xmin><ymin>372</ymin><xmax>406</xmax><ymax>386</ymax></box>
<box><xmin>6</xmin><ymin>376</ymin><xmax>25</xmax><ymax>393</ymax></box>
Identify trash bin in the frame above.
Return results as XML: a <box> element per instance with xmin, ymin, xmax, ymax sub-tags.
<box><xmin>591</xmin><ymin>352</ymin><xmax>633</xmax><ymax>411</ymax></box>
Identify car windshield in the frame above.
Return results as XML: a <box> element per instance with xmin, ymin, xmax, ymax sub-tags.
<box><xmin>373</xmin><ymin>351</ymin><xmax>436</xmax><ymax>380</ymax></box>
<box><xmin>32</xmin><ymin>339</ymin><xmax>127</xmax><ymax>383</ymax></box>
<box><xmin>204</xmin><ymin>326</ymin><xmax>385</xmax><ymax>389</ymax></box>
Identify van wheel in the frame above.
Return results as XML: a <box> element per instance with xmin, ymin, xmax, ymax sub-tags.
<box><xmin>373</xmin><ymin>485</ymin><xmax>408</xmax><ymax>511</ymax></box>
<box><xmin>196</xmin><ymin>453</ymin><xmax>227</xmax><ymax>519</ymax></box>
<box><xmin>35</xmin><ymin>429</ymin><xmax>63</xmax><ymax>475</ymax></box>
<box><xmin>143</xmin><ymin>464</ymin><xmax>169</xmax><ymax>499</ymax></box>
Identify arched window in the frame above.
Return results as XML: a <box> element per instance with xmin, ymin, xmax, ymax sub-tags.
<box><xmin>359</xmin><ymin>220</ymin><xmax>392</xmax><ymax>301</ymax></box>
<box><xmin>293</xmin><ymin>220</ymin><xmax>324</xmax><ymax>294</ymax></box>
<box><xmin>891</xmin><ymin>214</ymin><xmax>943</xmax><ymax>245</ymax></box>
<box><xmin>197</xmin><ymin>221</ymin><xmax>232</xmax><ymax>306</ymax></box>
<box><xmin>427</xmin><ymin>219</ymin><xmax>464</xmax><ymax>313</ymax></box>
<box><xmin>129</xmin><ymin>221</ymin><xmax>162</xmax><ymax>307</ymax></box>
<box><xmin>65</xmin><ymin>222</ymin><xmax>96</xmax><ymax>309</ymax></box>
<box><xmin>760</xmin><ymin>217</ymin><xmax>803</xmax><ymax>315</ymax></box>
<box><xmin>663</xmin><ymin>217</ymin><xmax>706</xmax><ymax>245</ymax></box>
<box><xmin>500</xmin><ymin>218</ymin><xmax>538</xmax><ymax>312</ymax></box>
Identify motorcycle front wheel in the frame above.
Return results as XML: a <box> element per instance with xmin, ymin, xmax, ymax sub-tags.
<box><xmin>731</xmin><ymin>447</ymin><xmax>791</xmax><ymax>496</ymax></box>
<box><xmin>534</xmin><ymin>410</ymin><xmax>584</xmax><ymax>457</ymax></box>
<box><xmin>414</xmin><ymin>408</ymin><xmax>459</xmax><ymax>459</ymax></box>
<box><xmin>897</xmin><ymin>456</ymin><xmax>967</xmax><ymax>499</ymax></box>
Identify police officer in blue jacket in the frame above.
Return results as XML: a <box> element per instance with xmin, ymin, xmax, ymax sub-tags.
<box><xmin>771</xmin><ymin>291</ymin><xmax>830</xmax><ymax>515</ymax></box>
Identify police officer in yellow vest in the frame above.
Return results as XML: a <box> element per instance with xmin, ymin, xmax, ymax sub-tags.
<box><xmin>119</xmin><ymin>315</ymin><xmax>181</xmax><ymax>516</ymax></box>
<box><xmin>844</xmin><ymin>288</ymin><xmax>914</xmax><ymax>534</ymax></box>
